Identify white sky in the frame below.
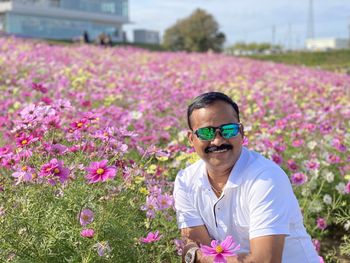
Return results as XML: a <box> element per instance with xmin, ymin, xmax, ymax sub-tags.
<box><xmin>124</xmin><ymin>0</ymin><xmax>350</xmax><ymax>49</ymax></box>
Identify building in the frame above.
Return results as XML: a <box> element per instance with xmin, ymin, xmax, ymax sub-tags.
<box><xmin>0</xmin><ymin>0</ymin><xmax>129</xmax><ymax>42</ymax></box>
<box><xmin>306</xmin><ymin>38</ymin><xmax>349</xmax><ymax>51</ymax></box>
<box><xmin>133</xmin><ymin>29</ymin><xmax>159</xmax><ymax>45</ymax></box>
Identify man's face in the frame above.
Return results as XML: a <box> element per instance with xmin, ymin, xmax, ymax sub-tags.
<box><xmin>187</xmin><ymin>101</ymin><xmax>243</xmax><ymax>174</ymax></box>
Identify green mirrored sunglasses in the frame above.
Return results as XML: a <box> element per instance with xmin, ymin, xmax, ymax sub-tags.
<box><xmin>194</xmin><ymin>123</ymin><xmax>241</xmax><ymax>141</ymax></box>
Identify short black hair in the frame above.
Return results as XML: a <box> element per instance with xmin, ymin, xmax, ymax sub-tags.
<box><xmin>187</xmin><ymin>92</ymin><xmax>240</xmax><ymax>130</ymax></box>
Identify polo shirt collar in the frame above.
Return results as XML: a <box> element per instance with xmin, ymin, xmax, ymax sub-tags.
<box><xmin>196</xmin><ymin>147</ymin><xmax>249</xmax><ymax>189</ymax></box>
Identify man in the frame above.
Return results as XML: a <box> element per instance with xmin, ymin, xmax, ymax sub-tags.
<box><xmin>173</xmin><ymin>92</ymin><xmax>319</xmax><ymax>263</ymax></box>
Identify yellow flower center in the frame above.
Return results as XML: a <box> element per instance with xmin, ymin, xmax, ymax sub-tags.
<box><xmin>21</xmin><ymin>166</ymin><xmax>28</xmax><ymax>171</ymax></box>
<box><xmin>32</xmin><ymin>173</ymin><xmax>37</xmax><ymax>179</ymax></box>
<box><xmin>77</xmin><ymin>122</ymin><xmax>83</xmax><ymax>127</ymax></box>
<box><xmin>54</xmin><ymin>168</ymin><xmax>60</xmax><ymax>174</ymax></box>
<box><xmin>215</xmin><ymin>245</ymin><xmax>223</xmax><ymax>253</ymax></box>
<box><xmin>21</xmin><ymin>139</ymin><xmax>28</xmax><ymax>145</ymax></box>
<box><xmin>96</xmin><ymin>168</ymin><xmax>104</xmax><ymax>175</ymax></box>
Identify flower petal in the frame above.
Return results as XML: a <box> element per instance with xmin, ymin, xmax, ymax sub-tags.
<box><xmin>214</xmin><ymin>254</ymin><xmax>226</xmax><ymax>263</ymax></box>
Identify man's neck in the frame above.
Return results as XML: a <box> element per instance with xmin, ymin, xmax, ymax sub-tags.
<box><xmin>206</xmin><ymin>166</ymin><xmax>233</xmax><ymax>185</ymax></box>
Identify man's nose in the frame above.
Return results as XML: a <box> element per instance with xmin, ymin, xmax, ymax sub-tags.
<box><xmin>211</xmin><ymin>129</ymin><xmax>225</xmax><ymax>144</ymax></box>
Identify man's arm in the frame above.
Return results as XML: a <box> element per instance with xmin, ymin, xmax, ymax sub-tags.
<box><xmin>181</xmin><ymin>225</ymin><xmax>212</xmax><ymax>263</ymax></box>
<box><xmin>180</xmin><ymin>226</ymin><xmax>285</xmax><ymax>263</ymax></box>
<box><xmin>228</xmin><ymin>234</ymin><xmax>286</xmax><ymax>263</ymax></box>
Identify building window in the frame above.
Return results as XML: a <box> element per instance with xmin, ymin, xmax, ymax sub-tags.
<box><xmin>101</xmin><ymin>2</ymin><xmax>115</xmax><ymax>14</ymax></box>
<box><xmin>50</xmin><ymin>0</ymin><xmax>60</xmax><ymax>7</ymax></box>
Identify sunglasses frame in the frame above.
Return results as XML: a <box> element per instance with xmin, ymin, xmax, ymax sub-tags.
<box><xmin>193</xmin><ymin>122</ymin><xmax>242</xmax><ymax>141</ymax></box>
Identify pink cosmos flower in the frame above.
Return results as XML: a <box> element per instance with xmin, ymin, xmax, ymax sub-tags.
<box><xmin>319</xmin><ymin>256</ymin><xmax>325</xmax><ymax>263</ymax></box>
<box><xmin>16</xmin><ymin>133</ymin><xmax>38</xmax><ymax>148</ymax></box>
<box><xmin>312</xmin><ymin>239</ymin><xmax>321</xmax><ymax>253</ymax></box>
<box><xmin>345</xmin><ymin>181</ymin><xmax>350</xmax><ymax>194</ymax></box>
<box><xmin>305</xmin><ymin>160</ymin><xmax>320</xmax><ymax>171</ymax></box>
<box><xmin>292</xmin><ymin>139</ymin><xmax>304</xmax><ymax>148</ymax></box>
<box><xmin>85</xmin><ymin>160</ymin><xmax>116</xmax><ymax>183</ymax></box>
<box><xmin>157</xmin><ymin>193</ymin><xmax>174</xmax><ymax>210</ymax></box>
<box><xmin>12</xmin><ymin>166</ymin><xmax>35</xmax><ymax>185</ymax></box>
<box><xmin>327</xmin><ymin>154</ymin><xmax>341</xmax><ymax>164</ymax></box>
<box><xmin>287</xmin><ymin>159</ymin><xmax>298</xmax><ymax>171</ymax></box>
<box><xmin>316</xmin><ymin>218</ymin><xmax>327</xmax><ymax>230</ymax></box>
<box><xmin>39</xmin><ymin>158</ymin><xmax>70</xmax><ymax>184</ymax></box>
<box><xmin>290</xmin><ymin>172</ymin><xmax>308</xmax><ymax>185</ymax></box>
<box><xmin>79</xmin><ymin>208</ymin><xmax>94</xmax><ymax>226</ymax></box>
<box><xmin>70</xmin><ymin>118</ymin><xmax>88</xmax><ymax>131</ymax></box>
<box><xmin>272</xmin><ymin>153</ymin><xmax>283</xmax><ymax>165</ymax></box>
<box><xmin>200</xmin><ymin>236</ymin><xmax>240</xmax><ymax>263</ymax></box>
<box><xmin>80</xmin><ymin>228</ymin><xmax>95</xmax><ymax>238</ymax></box>
<box><xmin>140</xmin><ymin>230</ymin><xmax>162</xmax><ymax>243</ymax></box>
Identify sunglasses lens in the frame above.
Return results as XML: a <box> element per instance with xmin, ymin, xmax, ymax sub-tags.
<box><xmin>221</xmin><ymin>124</ymin><xmax>240</xmax><ymax>138</ymax></box>
<box><xmin>196</xmin><ymin>127</ymin><xmax>215</xmax><ymax>141</ymax></box>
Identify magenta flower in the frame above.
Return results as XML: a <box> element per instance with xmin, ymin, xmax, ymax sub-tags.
<box><xmin>272</xmin><ymin>153</ymin><xmax>283</xmax><ymax>165</ymax></box>
<box><xmin>345</xmin><ymin>181</ymin><xmax>350</xmax><ymax>194</ymax></box>
<box><xmin>290</xmin><ymin>172</ymin><xmax>308</xmax><ymax>185</ymax></box>
<box><xmin>287</xmin><ymin>159</ymin><xmax>298</xmax><ymax>171</ymax></box>
<box><xmin>39</xmin><ymin>158</ymin><xmax>70</xmax><ymax>184</ymax></box>
<box><xmin>80</xmin><ymin>228</ymin><xmax>95</xmax><ymax>238</ymax></box>
<box><xmin>291</xmin><ymin>139</ymin><xmax>304</xmax><ymax>148</ymax></box>
<box><xmin>79</xmin><ymin>209</ymin><xmax>94</xmax><ymax>226</ymax></box>
<box><xmin>200</xmin><ymin>236</ymin><xmax>240</xmax><ymax>263</ymax></box>
<box><xmin>305</xmin><ymin>160</ymin><xmax>320</xmax><ymax>171</ymax></box>
<box><xmin>312</xmin><ymin>239</ymin><xmax>321</xmax><ymax>253</ymax></box>
<box><xmin>319</xmin><ymin>256</ymin><xmax>325</xmax><ymax>263</ymax></box>
<box><xmin>16</xmin><ymin>133</ymin><xmax>38</xmax><ymax>148</ymax></box>
<box><xmin>70</xmin><ymin>118</ymin><xmax>88</xmax><ymax>130</ymax></box>
<box><xmin>316</xmin><ymin>218</ymin><xmax>327</xmax><ymax>230</ymax></box>
<box><xmin>157</xmin><ymin>193</ymin><xmax>174</xmax><ymax>210</ymax></box>
<box><xmin>327</xmin><ymin>154</ymin><xmax>341</xmax><ymax>164</ymax></box>
<box><xmin>85</xmin><ymin>160</ymin><xmax>116</xmax><ymax>183</ymax></box>
<box><xmin>140</xmin><ymin>231</ymin><xmax>162</xmax><ymax>243</ymax></box>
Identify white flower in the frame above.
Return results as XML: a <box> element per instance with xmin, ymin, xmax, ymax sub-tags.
<box><xmin>130</xmin><ymin>110</ymin><xmax>142</xmax><ymax>120</ymax></box>
<box><xmin>323</xmin><ymin>194</ymin><xmax>332</xmax><ymax>205</ymax></box>
<box><xmin>324</xmin><ymin>172</ymin><xmax>334</xmax><ymax>183</ymax></box>
<box><xmin>344</xmin><ymin>221</ymin><xmax>350</xmax><ymax>231</ymax></box>
<box><xmin>307</xmin><ymin>141</ymin><xmax>317</xmax><ymax>150</ymax></box>
<box><xmin>335</xmin><ymin>182</ymin><xmax>346</xmax><ymax>194</ymax></box>
<box><xmin>308</xmin><ymin>200</ymin><xmax>323</xmax><ymax>213</ymax></box>
<box><xmin>177</xmin><ymin>130</ymin><xmax>187</xmax><ymax>142</ymax></box>
<box><xmin>301</xmin><ymin>187</ymin><xmax>311</xmax><ymax>197</ymax></box>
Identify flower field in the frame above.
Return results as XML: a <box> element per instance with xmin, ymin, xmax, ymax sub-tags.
<box><xmin>0</xmin><ymin>36</ymin><xmax>349</xmax><ymax>262</ymax></box>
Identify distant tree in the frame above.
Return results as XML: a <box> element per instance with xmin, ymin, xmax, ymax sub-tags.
<box><xmin>163</xmin><ymin>8</ymin><xmax>225</xmax><ymax>52</ymax></box>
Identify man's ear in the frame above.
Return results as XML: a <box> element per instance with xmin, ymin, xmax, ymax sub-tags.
<box><xmin>187</xmin><ymin>130</ymin><xmax>194</xmax><ymax>147</ymax></box>
<box><xmin>240</xmin><ymin>124</ymin><xmax>245</xmax><ymax>139</ymax></box>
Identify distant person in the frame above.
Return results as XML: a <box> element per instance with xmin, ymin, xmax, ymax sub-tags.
<box><xmin>83</xmin><ymin>31</ymin><xmax>90</xmax><ymax>44</ymax></box>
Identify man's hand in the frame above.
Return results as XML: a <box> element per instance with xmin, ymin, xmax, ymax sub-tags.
<box><xmin>180</xmin><ymin>225</ymin><xmax>286</xmax><ymax>263</ymax></box>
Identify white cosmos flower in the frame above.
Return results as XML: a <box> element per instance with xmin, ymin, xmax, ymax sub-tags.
<box><xmin>324</xmin><ymin>172</ymin><xmax>334</xmax><ymax>183</ymax></box>
<box><xmin>323</xmin><ymin>194</ymin><xmax>332</xmax><ymax>205</ymax></box>
<box><xmin>130</xmin><ymin>111</ymin><xmax>142</xmax><ymax>120</ymax></box>
<box><xmin>335</xmin><ymin>182</ymin><xmax>346</xmax><ymax>194</ymax></box>
<box><xmin>307</xmin><ymin>141</ymin><xmax>317</xmax><ymax>150</ymax></box>
<box><xmin>344</xmin><ymin>221</ymin><xmax>350</xmax><ymax>231</ymax></box>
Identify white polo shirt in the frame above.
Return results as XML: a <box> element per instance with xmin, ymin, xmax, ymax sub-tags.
<box><xmin>174</xmin><ymin>147</ymin><xmax>319</xmax><ymax>263</ymax></box>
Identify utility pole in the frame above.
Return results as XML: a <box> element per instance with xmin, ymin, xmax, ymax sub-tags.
<box><xmin>307</xmin><ymin>0</ymin><xmax>315</xmax><ymax>39</ymax></box>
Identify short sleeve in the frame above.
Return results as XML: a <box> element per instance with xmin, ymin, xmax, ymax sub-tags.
<box><xmin>247</xmin><ymin>167</ymin><xmax>294</xmax><ymax>239</ymax></box>
<box><xmin>173</xmin><ymin>170</ymin><xmax>204</xmax><ymax>229</ymax></box>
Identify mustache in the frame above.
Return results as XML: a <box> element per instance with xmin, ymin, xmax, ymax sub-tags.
<box><xmin>205</xmin><ymin>144</ymin><xmax>233</xmax><ymax>153</ymax></box>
